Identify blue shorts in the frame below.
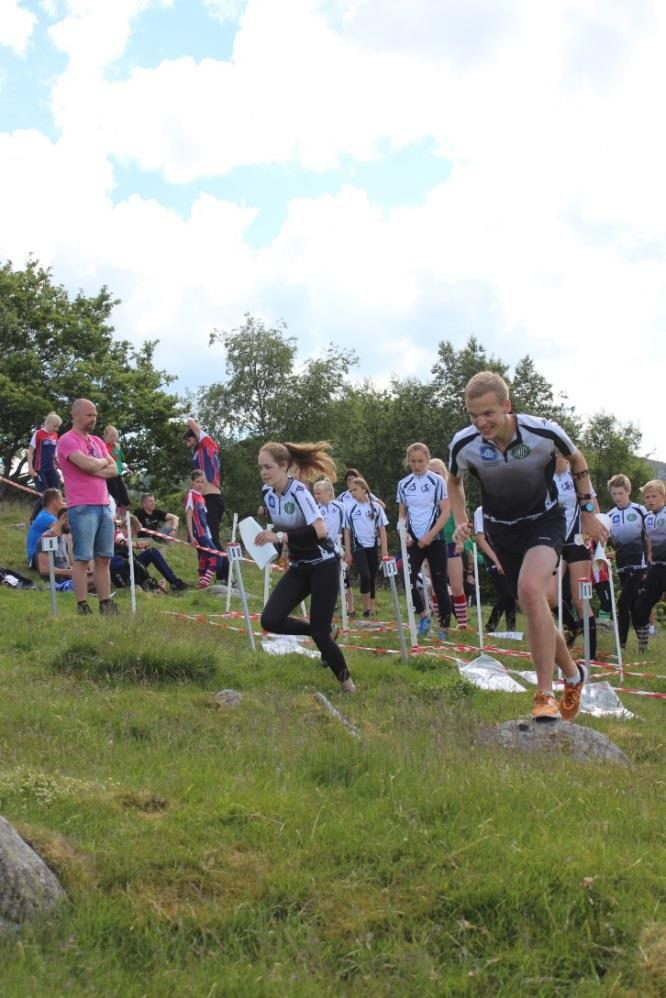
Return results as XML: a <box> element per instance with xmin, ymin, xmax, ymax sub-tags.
<box><xmin>68</xmin><ymin>504</ymin><xmax>114</xmax><ymax>561</ymax></box>
<box><xmin>447</xmin><ymin>541</ymin><xmax>460</xmax><ymax>559</ymax></box>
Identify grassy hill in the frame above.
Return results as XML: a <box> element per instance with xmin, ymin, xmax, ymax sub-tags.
<box><xmin>1</xmin><ymin>499</ymin><xmax>665</xmax><ymax>996</ymax></box>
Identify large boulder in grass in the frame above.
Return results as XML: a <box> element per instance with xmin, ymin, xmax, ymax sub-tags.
<box><xmin>477</xmin><ymin>719</ymin><xmax>630</xmax><ymax>766</ymax></box>
<box><xmin>0</xmin><ymin>816</ymin><xmax>66</xmax><ymax>935</ymax></box>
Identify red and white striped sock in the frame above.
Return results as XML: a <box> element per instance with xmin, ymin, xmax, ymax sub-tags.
<box><xmin>453</xmin><ymin>594</ymin><xmax>468</xmax><ymax>628</ymax></box>
<box><xmin>199</xmin><ymin>570</ymin><xmax>214</xmax><ymax>589</ymax></box>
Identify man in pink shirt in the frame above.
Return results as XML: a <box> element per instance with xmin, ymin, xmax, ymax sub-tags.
<box><xmin>57</xmin><ymin>398</ymin><xmax>119</xmax><ymax>615</ymax></box>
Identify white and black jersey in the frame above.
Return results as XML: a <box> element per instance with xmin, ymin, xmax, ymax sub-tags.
<box><xmin>554</xmin><ymin>469</ymin><xmax>580</xmax><ymax>542</ymax></box>
<box><xmin>317</xmin><ymin>500</ymin><xmax>346</xmax><ymax>554</ymax></box>
<box><xmin>396</xmin><ymin>471</ymin><xmax>447</xmax><ymax>541</ymax></box>
<box><xmin>263</xmin><ymin>477</ymin><xmax>336</xmax><ymax>565</ymax></box>
<box><xmin>607</xmin><ymin>502</ymin><xmax>648</xmax><ymax>572</ymax></box>
<box><xmin>337</xmin><ymin>488</ymin><xmax>379</xmax><ymax>508</ymax></box>
<box><xmin>646</xmin><ymin>507</ymin><xmax>666</xmax><ymax>564</ymax></box>
<box><xmin>449</xmin><ymin>414</ymin><xmax>576</xmax><ymax>525</ymax></box>
<box><xmin>345</xmin><ymin>500</ymin><xmax>388</xmax><ymax>550</ymax></box>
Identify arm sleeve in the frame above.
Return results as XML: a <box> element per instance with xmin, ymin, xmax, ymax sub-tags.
<box><xmin>473</xmin><ymin>507</ymin><xmax>484</xmax><ymax>533</ymax></box>
<box><xmin>294</xmin><ymin>486</ymin><xmax>322</xmax><ymax>526</ymax></box>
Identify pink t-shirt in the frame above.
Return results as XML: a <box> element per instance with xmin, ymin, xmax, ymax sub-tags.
<box><xmin>57</xmin><ymin>429</ymin><xmax>110</xmax><ymax>507</ymax></box>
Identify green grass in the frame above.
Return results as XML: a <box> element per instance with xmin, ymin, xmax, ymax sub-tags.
<box><xmin>1</xmin><ymin>499</ymin><xmax>666</xmax><ymax>996</ymax></box>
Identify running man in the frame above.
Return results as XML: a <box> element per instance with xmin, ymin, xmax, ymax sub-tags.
<box><xmin>448</xmin><ymin>372</ymin><xmax>607</xmax><ymax>722</ymax></box>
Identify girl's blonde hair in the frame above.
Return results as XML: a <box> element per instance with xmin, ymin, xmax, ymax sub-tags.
<box><xmin>404</xmin><ymin>441</ymin><xmax>430</xmax><ymax>468</ymax></box>
<box><xmin>260</xmin><ymin>441</ymin><xmax>337</xmax><ymax>482</ymax></box>
<box><xmin>45</xmin><ymin>411</ymin><xmax>62</xmax><ymax>427</ymax></box>
<box><xmin>641</xmin><ymin>479</ymin><xmax>666</xmax><ymax>496</ymax></box>
<box><xmin>313</xmin><ymin>477</ymin><xmax>335</xmax><ymax>498</ymax></box>
<box><xmin>428</xmin><ymin>457</ymin><xmax>447</xmax><ymax>479</ymax></box>
<box><xmin>104</xmin><ymin>424</ymin><xmax>119</xmax><ymax>440</ymax></box>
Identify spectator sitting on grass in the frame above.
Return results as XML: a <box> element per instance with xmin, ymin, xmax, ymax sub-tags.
<box><xmin>34</xmin><ymin>508</ymin><xmax>95</xmax><ymax>590</ymax></box>
<box><xmin>134</xmin><ymin>493</ymin><xmax>179</xmax><ymax>539</ymax></box>
<box><xmin>112</xmin><ymin>515</ymin><xmax>188</xmax><ymax>591</ymax></box>
<box><xmin>26</xmin><ymin>488</ymin><xmax>65</xmax><ymax>568</ymax></box>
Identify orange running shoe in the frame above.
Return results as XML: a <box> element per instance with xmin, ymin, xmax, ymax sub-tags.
<box><xmin>558</xmin><ymin>664</ymin><xmax>587</xmax><ymax>722</ymax></box>
<box><xmin>531</xmin><ymin>691</ymin><xmax>560</xmax><ymax>722</ymax></box>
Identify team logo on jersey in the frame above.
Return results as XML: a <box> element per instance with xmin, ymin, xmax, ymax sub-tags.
<box><xmin>480</xmin><ymin>444</ymin><xmax>497</xmax><ymax>461</ymax></box>
<box><xmin>268</xmin><ymin>495</ymin><xmax>276</xmax><ymax>507</ymax></box>
<box><xmin>420</xmin><ymin>483</ymin><xmax>432</xmax><ymax>492</ymax></box>
<box><xmin>406</xmin><ymin>482</ymin><xmax>417</xmax><ymax>492</ymax></box>
<box><xmin>626</xmin><ymin>512</ymin><xmax>638</xmax><ymax>521</ymax></box>
<box><xmin>612</xmin><ymin>515</ymin><xmax>620</xmax><ymax>523</ymax></box>
<box><xmin>284</xmin><ymin>501</ymin><xmax>296</xmax><ymax>514</ymax></box>
<box><xmin>657</xmin><ymin>518</ymin><xmax>665</xmax><ymax>527</ymax></box>
<box><xmin>510</xmin><ymin>444</ymin><xmax>531</xmax><ymax>459</ymax></box>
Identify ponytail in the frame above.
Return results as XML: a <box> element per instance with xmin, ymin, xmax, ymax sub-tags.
<box><xmin>260</xmin><ymin>441</ymin><xmax>337</xmax><ymax>482</ymax></box>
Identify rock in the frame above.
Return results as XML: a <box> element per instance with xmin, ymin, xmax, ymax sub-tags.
<box><xmin>476</xmin><ymin>718</ymin><xmax>630</xmax><ymax>766</ymax></box>
<box><xmin>0</xmin><ymin>816</ymin><xmax>67</xmax><ymax>934</ymax></box>
<box><xmin>214</xmin><ymin>689</ymin><xmax>243</xmax><ymax>707</ymax></box>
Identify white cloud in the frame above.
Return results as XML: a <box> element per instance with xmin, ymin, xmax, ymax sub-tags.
<box><xmin>0</xmin><ymin>0</ymin><xmax>37</xmax><ymax>55</ymax></box>
<box><xmin>2</xmin><ymin>0</ymin><xmax>666</xmax><ymax>458</ymax></box>
<box><xmin>203</xmin><ymin>0</ymin><xmax>247</xmax><ymax>26</ymax></box>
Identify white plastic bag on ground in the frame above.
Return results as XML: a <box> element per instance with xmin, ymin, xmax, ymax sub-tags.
<box><xmin>580</xmin><ymin>681</ymin><xmax>634</xmax><ymax>719</ymax></box>
<box><xmin>261</xmin><ymin>634</ymin><xmax>320</xmax><ymax>659</ymax></box>
<box><xmin>458</xmin><ymin>653</ymin><xmax>527</xmax><ymax>693</ymax></box>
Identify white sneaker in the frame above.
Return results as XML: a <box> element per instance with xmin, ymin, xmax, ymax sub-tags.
<box><xmin>340</xmin><ymin>678</ymin><xmax>356</xmax><ymax>693</ymax></box>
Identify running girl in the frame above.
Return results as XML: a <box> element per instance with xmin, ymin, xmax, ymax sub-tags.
<box><xmin>397</xmin><ymin>442</ymin><xmax>452</xmax><ymax>639</ymax></box>
<box><xmin>255</xmin><ymin>442</ymin><xmax>355</xmax><ymax>692</ymax></box>
<box><xmin>343</xmin><ymin>476</ymin><xmax>389</xmax><ymax>618</ymax></box>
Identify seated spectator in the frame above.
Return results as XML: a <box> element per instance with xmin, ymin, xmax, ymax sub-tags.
<box><xmin>26</xmin><ymin>488</ymin><xmax>65</xmax><ymax>567</ymax></box>
<box><xmin>34</xmin><ymin>508</ymin><xmax>95</xmax><ymax>589</ymax></box>
<box><xmin>112</xmin><ymin>515</ymin><xmax>188</xmax><ymax>591</ymax></box>
<box><xmin>134</xmin><ymin>493</ymin><xmax>179</xmax><ymax>539</ymax></box>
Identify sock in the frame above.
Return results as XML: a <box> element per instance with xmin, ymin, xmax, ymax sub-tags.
<box><xmin>636</xmin><ymin>625</ymin><xmax>649</xmax><ymax>651</ymax></box>
<box><xmin>564</xmin><ymin>663</ymin><xmax>583</xmax><ymax>685</ymax></box>
<box><xmin>199</xmin><ymin>569</ymin><xmax>214</xmax><ymax>589</ymax></box>
<box><xmin>453</xmin><ymin>594</ymin><xmax>468</xmax><ymax>627</ymax></box>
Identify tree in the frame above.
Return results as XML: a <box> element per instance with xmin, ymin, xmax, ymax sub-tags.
<box><xmin>430</xmin><ymin>335</ymin><xmax>508</xmax><ymax>436</ymax></box>
<box><xmin>508</xmin><ymin>355</ymin><xmax>578</xmax><ymax>435</ymax></box>
<box><xmin>580</xmin><ymin>413</ymin><xmax>652</xmax><ymax>507</ymax></box>
<box><xmin>0</xmin><ymin>258</ymin><xmax>187</xmax><ymax>494</ymax></box>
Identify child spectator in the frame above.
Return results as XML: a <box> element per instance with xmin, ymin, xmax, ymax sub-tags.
<box><xmin>28</xmin><ymin>412</ymin><xmax>62</xmax><ymax>491</ymax></box>
<box><xmin>185</xmin><ymin>471</ymin><xmax>226</xmax><ymax>589</ymax></box>
<box><xmin>103</xmin><ymin>425</ymin><xmax>130</xmax><ymax>513</ymax></box>
<box><xmin>26</xmin><ymin>488</ymin><xmax>65</xmax><ymax>567</ymax></box>
<box><xmin>34</xmin><ymin>508</ymin><xmax>94</xmax><ymax>590</ymax></box>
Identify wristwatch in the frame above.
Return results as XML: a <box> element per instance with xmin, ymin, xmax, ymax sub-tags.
<box><xmin>275</xmin><ymin>531</ymin><xmax>287</xmax><ymax>544</ymax></box>
<box><xmin>579</xmin><ymin>501</ymin><xmax>595</xmax><ymax>513</ymax></box>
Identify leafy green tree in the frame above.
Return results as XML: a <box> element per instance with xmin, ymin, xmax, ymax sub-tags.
<box><xmin>580</xmin><ymin>413</ymin><xmax>652</xmax><ymax>507</ymax></box>
<box><xmin>0</xmin><ymin>258</ymin><xmax>186</xmax><ymax>493</ymax></box>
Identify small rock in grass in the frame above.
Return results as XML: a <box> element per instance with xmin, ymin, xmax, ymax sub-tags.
<box><xmin>214</xmin><ymin>689</ymin><xmax>243</xmax><ymax>707</ymax></box>
<box><xmin>477</xmin><ymin>718</ymin><xmax>629</xmax><ymax>766</ymax></box>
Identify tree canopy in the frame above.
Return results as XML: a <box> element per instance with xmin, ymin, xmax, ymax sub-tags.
<box><xmin>0</xmin><ymin>259</ymin><xmax>188</xmax><ymax>492</ymax></box>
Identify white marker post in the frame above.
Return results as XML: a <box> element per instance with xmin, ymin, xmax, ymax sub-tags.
<box><xmin>338</xmin><ymin>535</ymin><xmax>348</xmax><ymax>632</ymax></box>
<box><xmin>41</xmin><ymin>534</ymin><xmax>59</xmax><ymax>618</ymax></box>
<box><xmin>227</xmin><ymin>542</ymin><xmax>255</xmax><ymax>651</ymax></box>
<box><xmin>382</xmin><ymin>555</ymin><xmax>407</xmax><ymax>662</ymax></box>
<box><xmin>263</xmin><ymin>523</ymin><xmax>274</xmax><ymax>608</ymax></box>
<box><xmin>472</xmin><ymin>541</ymin><xmax>484</xmax><ymax>650</ymax></box>
<box><xmin>125</xmin><ymin>510</ymin><xmax>137</xmax><ymax>615</ymax></box>
<box><xmin>607</xmin><ymin>566</ymin><xmax>624</xmax><ymax>681</ymax></box>
<box><xmin>557</xmin><ymin>560</ymin><xmax>563</xmax><ymax>633</ymax></box>
<box><xmin>578</xmin><ymin>576</ymin><xmax>593</xmax><ymax>678</ymax></box>
<box><xmin>225</xmin><ymin>512</ymin><xmax>239</xmax><ymax>613</ymax></box>
<box><xmin>397</xmin><ymin>520</ymin><xmax>418</xmax><ymax>647</ymax></box>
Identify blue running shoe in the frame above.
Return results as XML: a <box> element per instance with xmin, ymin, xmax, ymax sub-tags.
<box><xmin>438</xmin><ymin>628</ymin><xmax>448</xmax><ymax>642</ymax></box>
<box><xmin>418</xmin><ymin>616</ymin><xmax>431</xmax><ymax>638</ymax></box>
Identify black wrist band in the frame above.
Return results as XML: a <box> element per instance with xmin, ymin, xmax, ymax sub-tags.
<box><xmin>285</xmin><ymin>524</ymin><xmax>319</xmax><ymax>545</ymax></box>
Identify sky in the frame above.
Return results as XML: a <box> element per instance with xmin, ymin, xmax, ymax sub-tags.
<box><xmin>1</xmin><ymin>0</ymin><xmax>665</xmax><ymax>459</ymax></box>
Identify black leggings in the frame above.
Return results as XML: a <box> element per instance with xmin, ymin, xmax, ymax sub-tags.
<box><xmin>617</xmin><ymin>569</ymin><xmax>645</xmax><ymax>645</ymax></box>
<box><xmin>408</xmin><ymin>537</ymin><xmax>451</xmax><ymax>628</ymax></box>
<box><xmin>486</xmin><ymin>566</ymin><xmax>516</xmax><ymax>631</ymax></box>
<box><xmin>352</xmin><ymin>546</ymin><xmax>379</xmax><ymax>596</ymax></box>
<box><xmin>204</xmin><ymin>494</ymin><xmax>229</xmax><ymax>582</ymax></box>
<box><xmin>260</xmin><ymin>558</ymin><xmax>349</xmax><ymax>682</ymax></box>
<box><xmin>635</xmin><ymin>563</ymin><xmax>666</xmax><ymax>629</ymax></box>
